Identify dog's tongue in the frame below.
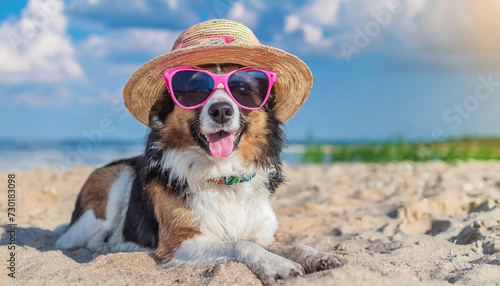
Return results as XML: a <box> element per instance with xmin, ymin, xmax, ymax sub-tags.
<box><xmin>209</xmin><ymin>131</ymin><xmax>234</xmax><ymax>157</ymax></box>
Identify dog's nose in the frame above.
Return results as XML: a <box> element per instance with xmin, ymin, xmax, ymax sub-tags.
<box><xmin>208</xmin><ymin>102</ymin><xmax>234</xmax><ymax>124</ymax></box>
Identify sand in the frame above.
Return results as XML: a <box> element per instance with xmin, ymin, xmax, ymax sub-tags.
<box><xmin>1</xmin><ymin>161</ymin><xmax>500</xmax><ymax>285</ymax></box>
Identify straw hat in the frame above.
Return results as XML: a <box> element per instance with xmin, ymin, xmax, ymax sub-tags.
<box><xmin>123</xmin><ymin>19</ymin><xmax>313</xmax><ymax>125</ymax></box>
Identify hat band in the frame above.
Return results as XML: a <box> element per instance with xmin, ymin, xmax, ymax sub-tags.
<box><xmin>172</xmin><ymin>35</ymin><xmax>235</xmax><ymax>50</ymax></box>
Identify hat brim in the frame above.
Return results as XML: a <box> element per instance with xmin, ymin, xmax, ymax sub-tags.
<box><xmin>123</xmin><ymin>44</ymin><xmax>313</xmax><ymax>125</ymax></box>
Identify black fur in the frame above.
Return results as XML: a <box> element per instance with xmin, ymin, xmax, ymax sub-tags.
<box><xmin>149</xmin><ymin>91</ymin><xmax>175</xmax><ymax>128</ymax></box>
<box><xmin>259</xmin><ymin>96</ymin><xmax>286</xmax><ymax>194</ymax></box>
<box><xmin>120</xmin><ymin>88</ymin><xmax>286</xmax><ymax>247</ymax></box>
<box><xmin>120</xmin><ymin>96</ymin><xmax>184</xmax><ymax>248</ymax></box>
<box><xmin>104</xmin><ymin>158</ymin><xmax>136</xmax><ymax>168</ymax></box>
<box><xmin>68</xmin><ymin>157</ymin><xmax>137</xmax><ymax>226</ymax></box>
<box><xmin>144</xmin><ymin>163</ymin><xmax>190</xmax><ymax>198</ymax></box>
<box><xmin>122</xmin><ymin>155</ymin><xmax>160</xmax><ymax>248</ymax></box>
<box><xmin>69</xmin><ymin>192</ymin><xmax>84</xmax><ymax>226</ymax></box>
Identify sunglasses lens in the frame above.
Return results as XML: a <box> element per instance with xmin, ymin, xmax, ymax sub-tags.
<box><xmin>228</xmin><ymin>70</ymin><xmax>269</xmax><ymax>108</ymax></box>
<box><xmin>171</xmin><ymin>71</ymin><xmax>214</xmax><ymax>107</ymax></box>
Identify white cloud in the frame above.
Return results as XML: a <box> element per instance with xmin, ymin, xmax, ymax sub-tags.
<box><xmin>285</xmin><ymin>0</ymin><xmax>343</xmax><ymax>30</ymax></box>
<box><xmin>0</xmin><ymin>0</ymin><xmax>84</xmax><ymax>84</ymax></box>
<box><xmin>308</xmin><ymin>0</ymin><xmax>343</xmax><ymax>26</ymax></box>
<box><xmin>66</xmin><ymin>0</ymin><xmax>199</xmax><ymax>29</ymax></box>
<box><xmin>387</xmin><ymin>0</ymin><xmax>500</xmax><ymax>69</ymax></box>
<box><xmin>81</xmin><ymin>28</ymin><xmax>180</xmax><ymax>59</ymax></box>
<box><xmin>227</xmin><ymin>2</ymin><xmax>258</xmax><ymax>29</ymax></box>
<box><xmin>15</xmin><ymin>87</ymin><xmax>72</xmax><ymax>107</ymax></box>
<box><xmin>322</xmin><ymin>0</ymin><xmax>500</xmax><ymax>69</ymax></box>
<box><xmin>275</xmin><ymin>0</ymin><xmax>500</xmax><ymax>69</ymax></box>
<box><xmin>163</xmin><ymin>0</ymin><xmax>179</xmax><ymax>10</ymax></box>
<box><xmin>284</xmin><ymin>14</ymin><xmax>300</xmax><ymax>33</ymax></box>
<box><xmin>281</xmin><ymin>0</ymin><xmax>344</xmax><ymax>53</ymax></box>
<box><xmin>302</xmin><ymin>23</ymin><xmax>323</xmax><ymax>44</ymax></box>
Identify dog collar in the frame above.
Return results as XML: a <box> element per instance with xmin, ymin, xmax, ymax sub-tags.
<box><xmin>209</xmin><ymin>173</ymin><xmax>256</xmax><ymax>185</ymax></box>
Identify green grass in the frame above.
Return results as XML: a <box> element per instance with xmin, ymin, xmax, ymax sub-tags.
<box><xmin>302</xmin><ymin>137</ymin><xmax>500</xmax><ymax>164</ymax></box>
<box><xmin>303</xmin><ymin>144</ymin><xmax>325</xmax><ymax>164</ymax></box>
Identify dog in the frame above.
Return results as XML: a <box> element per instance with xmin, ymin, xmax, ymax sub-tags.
<box><xmin>56</xmin><ymin>20</ymin><xmax>345</xmax><ymax>284</ymax></box>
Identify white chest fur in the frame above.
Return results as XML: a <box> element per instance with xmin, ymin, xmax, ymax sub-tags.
<box><xmin>154</xmin><ymin>148</ymin><xmax>278</xmax><ymax>247</ymax></box>
<box><xmin>187</xmin><ymin>177</ymin><xmax>277</xmax><ymax>246</ymax></box>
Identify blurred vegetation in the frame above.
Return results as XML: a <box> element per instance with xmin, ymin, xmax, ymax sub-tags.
<box><xmin>302</xmin><ymin>137</ymin><xmax>500</xmax><ymax>164</ymax></box>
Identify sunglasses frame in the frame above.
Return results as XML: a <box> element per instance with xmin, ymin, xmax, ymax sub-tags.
<box><xmin>163</xmin><ymin>66</ymin><xmax>277</xmax><ymax>110</ymax></box>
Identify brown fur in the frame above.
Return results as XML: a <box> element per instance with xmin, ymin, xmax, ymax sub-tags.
<box><xmin>147</xmin><ymin>180</ymin><xmax>202</xmax><ymax>261</ymax></box>
<box><xmin>157</xmin><ymin>64</ymin><xmax>250</xmax><ymax>151</ymax></box>
<box><xmin>209</xmin><ymin>64</ymin><xmax>272</xmax><ymax>164</ymax></box>
<box><xmin>157</xmin><ymin>63</ymin><xmax>272</xmax><ymax>165</ymax></box>
<box><xmin>145</xmin><ymin>63</ymin><xmax>274</xmax><ymax>258</ymax></box>
<box><xmin>239</xmin><ymin>108</ymin><xmax>270</xmax><ymax>163</ymax></box>
<box><xmin>140</xmin><ymin>62</ymin><xmax>274</xmax><ymax>261</ymax></box>
<box><xmin>157</xmin><ymin>107</ymin><xmax>198</xmax><ymax>150</ymax></box>
<box><xmin>78</xmin><ymin>163</ymin><xmax>131</xmax><ymax>220</ymax></box>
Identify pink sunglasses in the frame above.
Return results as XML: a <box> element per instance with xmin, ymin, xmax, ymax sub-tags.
<box><xmin>163</xmin><ymin>66</ymin><xmax>277</xmax><ymax>110</ymax></box>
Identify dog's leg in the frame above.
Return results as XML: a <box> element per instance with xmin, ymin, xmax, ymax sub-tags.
<box><xmin>55</xmin><ymin>210</ymin><xmax>105</xmax><ymax>250</ymax></box>
<box><xmin>265</xmin><ymin>243</ymin><xmax>345</xmax><ymax>274</ymax></box>
<box><xmin>159</xmin><ymin>236</ymin><xmax>304</xmax><ymax>284</ymax></box>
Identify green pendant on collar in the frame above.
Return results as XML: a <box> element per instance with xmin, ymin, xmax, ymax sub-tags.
<box><xmin>209</xmin><ymin>173</ymin><xmax>256</xmax><ymax>185</ymax></box>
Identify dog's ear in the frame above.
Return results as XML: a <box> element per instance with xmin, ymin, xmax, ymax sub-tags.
<box><xmin>148</xmin><ymin>92</ymin><xmax>175</xmax><ymax>130</ymax></box>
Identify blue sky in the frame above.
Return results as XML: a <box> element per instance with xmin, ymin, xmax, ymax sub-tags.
<box><xmin>1</xmin><ymin>0</ymin><xmax>500</xmax><ymax>143</ymax></box>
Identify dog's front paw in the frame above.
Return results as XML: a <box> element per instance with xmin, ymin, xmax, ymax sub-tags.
<box><xmin>158</xmin><ymin>257</ymin><xmax>227</xmax><ymax>270</ymax></box>
<box><xmin>249</xmin><ymin>254</ymin><xmax>304</xmax><ymax>285</ymax></box>
<box><xmin>158</xmin><ymin>259</ymin><xmax>182</xmax><ymax>269</ymax></box>
<box><xmin>302</xmin><ymin>252</ymin><xmax>345</xmax><ymax>274</ymax></box>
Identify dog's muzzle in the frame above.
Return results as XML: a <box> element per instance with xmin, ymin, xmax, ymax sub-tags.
<box><xmin>208</xmin><ymin>102</ymin><xmax>234</xmax><ymax>125</ymax></box>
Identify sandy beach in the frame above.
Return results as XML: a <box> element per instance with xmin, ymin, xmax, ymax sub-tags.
<box><xmin>1</xmin><ymin>161</ymin><xmax>500</xmax><ymax>285</ymax></box>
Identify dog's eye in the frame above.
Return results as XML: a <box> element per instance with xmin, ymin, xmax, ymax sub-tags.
<box><xmin>237</xmin><ymin>82</ymin><xmax>251</xmax><ymax>92</ymax></box>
